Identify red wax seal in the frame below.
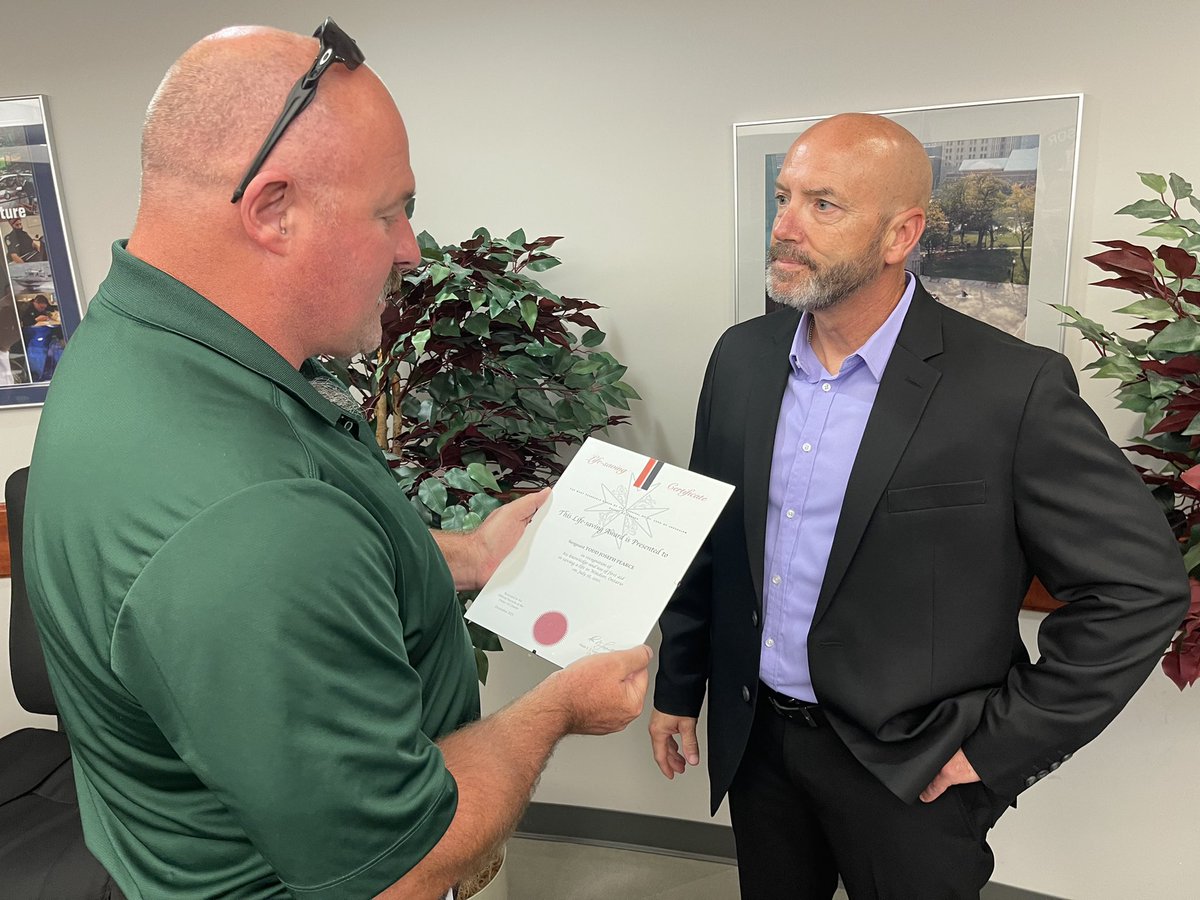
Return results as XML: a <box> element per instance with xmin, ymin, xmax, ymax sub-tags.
<box><xmin>533</xmin><ymin>611</ymin><xmax>569</xmax><ymax>646</ymax></box>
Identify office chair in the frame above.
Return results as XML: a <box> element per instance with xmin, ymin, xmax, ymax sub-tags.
<box><xmin>0</xmin><ymin>467</ymin><xmax>122</xmax><ymax>898</ymax></box>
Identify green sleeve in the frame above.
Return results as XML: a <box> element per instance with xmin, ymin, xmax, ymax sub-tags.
<box><xmin>111</xmin><ymin>478</ymin><xmax>457</xmax><ymax>898</ymax></box>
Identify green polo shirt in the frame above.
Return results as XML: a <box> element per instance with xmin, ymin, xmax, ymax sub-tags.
<box><xmin>24</xmin><ymin>242</ymin><xmax>479</xmax><ymax>899</ymax></box>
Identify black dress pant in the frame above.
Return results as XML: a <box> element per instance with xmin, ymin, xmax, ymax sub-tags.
<box><xmin>728</xmin><ymin>695</ymin><xmax>1009</xmax><ymax>900</ymax></box>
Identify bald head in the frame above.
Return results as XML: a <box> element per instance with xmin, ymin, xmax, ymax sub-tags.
<box><xmin>790</xmin><ymin>113</ymin><xmax>933</xmax><ymax>215</ymax></box>
<box><xmin>767</xmin><ymin>113</ymin><xmax>931</xmax><ymax>318</ymax></box>
<box><xmin>130</xmin><ymin>24</ymin><xmax>419</xmax><ymax>367</ymax></box>
<box><xmin>140</xmin><ymin>25</ymin><xmax>391</xmax><ymax>204</ymax></box>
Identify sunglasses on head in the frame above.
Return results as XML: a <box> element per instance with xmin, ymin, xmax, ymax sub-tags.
<box><xmin>230</xmin><ymin>17</ymin><xmax>364</xmax><ymax>203</ymax></box>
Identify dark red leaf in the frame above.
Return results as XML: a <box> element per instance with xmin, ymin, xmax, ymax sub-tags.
<box><xmin>1132</xmin><ymin>321</ymin><xmax>1171</xmax><ymax>333</ymax></box>
<box><xmin>1090</xmin><ymin>275</ymin><xmax>1168</xmax><ymax>298</ymax></box>
<box><xmin>1142</xmin><ymin>356</ymin><xmax>1200</xmax><ymax>376</ymax></box>
<box><xmin>1095</xmin><ymin>240</ymin><xmax>1156</xmax><ymax>260</ymax></box>
<box><xmin>1149</xmin><ymin>410</ymin><xmax>1197</xmax><ymax>434</ymax></box>
<box><xmin>1182</xmin><ymin>465</ymin><xmax>1200</xmax><ymax>491</ymax></box>
<box><xmin>1087</xmin><ymin>248</ymin><xmax>1159</xmax><ymax>277</ymax></box>
<box><xmin>1158</xmin><ymin>245</ymin><xmax>1198</xmax><ymax>279</ymax></box>
<box><xmin>1124</xmin><ymin>443</ymin><xmax>1196</xmax><ymax>465</ymax></box>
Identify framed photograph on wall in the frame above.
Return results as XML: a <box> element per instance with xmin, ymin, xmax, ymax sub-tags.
<box><xmin>733</xmin><ymin>94</ymin><xmax>1084</xmax><ymax>351</ymax></box>
<box><xmin>0</xmin><ymin>95</ymin><xmax>83</xmax><ymax>407</ymax></box>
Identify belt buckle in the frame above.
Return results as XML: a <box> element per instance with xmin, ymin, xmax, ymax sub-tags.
<box><xmin>765</xmin><ymin>688</ymin><xmax>819</xmax><ymax>727</ymax></box>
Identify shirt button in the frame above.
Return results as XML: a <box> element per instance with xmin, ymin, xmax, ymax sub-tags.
<box><xmin>771</xmin><ymin>574</ymin><xmax>781</xmax><ymax>585</ymax></box>
<box><xmin>765</xmin><ymin>638</ymin><xmax>775</xmax><ymax>648</ymax></box>
<box><xmin>741</xmin><ymin>685</ymin><xmax>751</xmax><ymax>703</ymax></box>
<box><xmin>802</xmin><ymin>442</ymin><xmax>812</xmax><ymax>452</ymax></box>
<box><xmin>821</xmin><ymin>382</ymin><xmax>831</xmax><ymax>392</ymax></box>
<box><xmin>786</xmin><ymin>509</ymin><xmax>795</xmax><ymax>519</ymax></box>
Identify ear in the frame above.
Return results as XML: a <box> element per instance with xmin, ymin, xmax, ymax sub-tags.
<box><xmin>883</xmin><ymin>207</ymin><xmax>926</xmax><ymax>266</ymax></box>
<box><xmin>235</xmin><ymin>168</ymin><xmax>296</xmax><ymax>255</ymax></box>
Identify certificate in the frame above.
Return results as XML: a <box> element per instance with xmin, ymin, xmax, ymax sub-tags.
<box><xmin>466</xmin><ymin>437</ymin><xmax>734</xmax><ymax>667</ymax></box>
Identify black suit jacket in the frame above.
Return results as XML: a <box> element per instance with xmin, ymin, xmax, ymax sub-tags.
<box><xmin>655</xmin><ymin>282</ymin><xmax>1189</xmax><ymax>811</ymax></box>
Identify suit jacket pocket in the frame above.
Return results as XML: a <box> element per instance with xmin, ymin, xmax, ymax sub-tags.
<box><xmin>887</xmin><ymin>480</ymin><xmax>986</xmax><ymax>513</ymax></box>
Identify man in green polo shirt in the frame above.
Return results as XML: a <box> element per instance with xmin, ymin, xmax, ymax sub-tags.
<box><xmin>24</xmin><ymin>22</ymin><xmax>651</xmax><ymax>900</ymax></box>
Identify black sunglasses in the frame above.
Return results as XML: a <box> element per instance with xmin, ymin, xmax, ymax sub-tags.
<box><xmin>230</xmin><ymin>17</ymin><xmax>364</xmax><ymax>203</ymax></box>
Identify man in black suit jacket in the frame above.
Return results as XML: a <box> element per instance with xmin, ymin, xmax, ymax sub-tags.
<box><xmin>649</xmin><ymin>114</ymin><xmax>1188</xmax><ymax>899</ymax></box>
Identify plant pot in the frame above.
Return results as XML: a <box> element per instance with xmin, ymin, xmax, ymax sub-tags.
<box><xmin>458</xmin><ymin>846</ymin><xmax>507</xmax><ymax>900</ymax></box>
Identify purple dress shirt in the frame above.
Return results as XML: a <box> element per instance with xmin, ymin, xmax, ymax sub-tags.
<box><xmin>760</xmin><ymin>274</ymin><xmax>917</xmax><ymax>702</ymax></box>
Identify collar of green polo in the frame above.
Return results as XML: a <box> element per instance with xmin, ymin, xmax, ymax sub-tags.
<box><xmin>98</xmin><ymin>240</ymin><xmax>348</xmax><ymax>428</ymax></box>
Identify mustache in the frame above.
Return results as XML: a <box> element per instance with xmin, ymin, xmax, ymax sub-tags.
<box><xmin>768</xmin><ymin>244</ymin><xmax>816</xmax><ymax>268</ymax></box>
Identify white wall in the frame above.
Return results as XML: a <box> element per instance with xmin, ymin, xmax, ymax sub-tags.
<box><xmin>1</xmin><ymin>1</ymin><xmax>1198</xmax><ymax>897</ymax></box>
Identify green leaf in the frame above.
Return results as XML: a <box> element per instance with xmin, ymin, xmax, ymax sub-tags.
<box><xmin>1112</xmin><ymin>296</ymin><xmax>1176</xmax><ymax>322</ymax></box>
<box><xmin>468</xmin><ymin>290</ymin><xmax>486</xmax><ymax>311</ymax></box>
<box><xmin>1190</xmin><ymin>196</ymin><xmax>1200</xmax><ymax>215</ymax></box>
<box><xmin>472</xmin><ymin>226</ymin><xmax>492</xmax><ymax>241</ymax></box>
<box><xmin>525</xmin><ymin>341</ymin><xmax>559</xmax><ymax>358</ymax></box>
<box><xmin>432</xmin><ymin>318</ymin><xmax>461</xmax><ymax>336</ymax></box>
<box><xmin>469</xmin><ymin>493</ymin><xmax>503</xmax><ymax>519</ymax></box>
<box><xmin>428</xmin><ymin>263</ymin><xmax>451</xmax><ymax>286</ymax></box>
<box><xmin>1169</xmin><ymin>173</ymin><xmax>1193</xmax><ymax>202</ymax></box>
<box><xmin>1116</xmin><ymin>198</ymin><xmax>1174</xmax><ymax>219</ymax></box>
<box><xmin>441</xmin><ymin>504</ymin><xmax>468</xmax><ymax>531</ymax></box>
<box><xmin>613</xmin><ymin>380</ymin><xmax>641</xmax><ymax>400</ymax></box>
<box><xmin>519</xmin><ymin>388</ymin><xmax>558</xmax><ymax>420</ymax></box>
<box><xmin>581</xmin><ymin>328</ymin><xmax>606</xmax><ymax>347</ymax></box>
<box><xmin>444</xmin><ymin>467</ymin><xmax>479</xmax><ymax>493</ymax></box>
<box><xmin>417</xmin><ymin>230</ymin><xmax>440</xmax><ymax>251</ymax></box>
<box><xmin>488</xmin><ymin>287</ymin><xmax>513</xmax><ymax>317</ymax></box>
<box><xmin>1091</xmin><ymin>354</ymin><xmax>1142</xmax><ymax>381</ymax></box>
<box><xmin>1183</xmin><ymin>542</ymin><xmax>1200</xmax><ymax>577</ymax></box>
<box><xmin>1183</xmin><ymin>412</ymin><xmax>1200</xmax><ymax>436</ymax></box>
<box><xmin>412</xmin><ymin>329</ymin><xmax>432</xmax><ymax>357</ymax></box>
<box><xmin>519</xmin><ymin>298</ymin><xmax>539</xmax><ymax>330</ymax></box>
<box><xmin>462</xmin><ymin>512</ymin><xmax>483</xmax><ymax>531</ymax></box>
<box><xmin>526</xmin><ymin>257</ymin><xmax>562</xmax><ymax>272</ymax></box>
<box><xmin>503</xmin><ymin>355</ymin><xmax>542</xmax><ymax>378</ymax></box>
<box><xmin>1145</xmin><ymin>371</ymin><xmax>1181</xmax><ymax>399</ymax></box>
<box><xmin>466</xmin><ymin>462</ymin><xmax>501</xmax><ymax>492</ymax></box>
<box><xmin>1140</xmin><ymin>223</ymin><xmax>1188</xmax><ymax>240</ymax></box>
<box><xmin>1138</xmin><ymin>172</ymin><xmax>1169</xmax><ymax>194</ymax></box>
<box><xmin>474</xmin><ymin>647</ymin><xmax>489</xmax><ymax>684</ymax></box>
<box><xmin>1149</xmin><ymin>317</ymin><xmax>1200</xmax><ymax>354</ymax></box>
<box><xmin>464</xmin><ymin>314</ymin><xmax>491</xmax><ymax>337</ymax></box>
<box><xmin>417</xmin><ymin>478</ymin><xmax>448</xmax><ymax>514</ymax></box>
<box><xmin>506</xmin><ymin>228</ymin><xmax>527</xmax><ymax>246</ymax></box>
<box><xmin>1116</xmin><ymin>391</ymin><xmax>1154</xmax><ymax>413</ymax></box>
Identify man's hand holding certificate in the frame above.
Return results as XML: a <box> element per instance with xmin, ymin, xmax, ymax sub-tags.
<box><xmin>466</xmin><ymin>438</ymin><xmax>733</xmax><ymax>667</ymax></box>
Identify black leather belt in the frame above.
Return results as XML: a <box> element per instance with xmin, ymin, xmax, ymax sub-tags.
<box><xmin>760</xmin><ymin>683</ymin><xmax>825</xmax><ymax>727</ymax></box>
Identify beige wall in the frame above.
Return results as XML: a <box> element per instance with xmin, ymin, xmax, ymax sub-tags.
<box><xmin>1</xmin><ymin>1</ymin><xmax>1198</xmax><ymax>896</ymax></box>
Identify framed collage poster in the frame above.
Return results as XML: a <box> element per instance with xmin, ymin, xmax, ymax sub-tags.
<box><xmin>733</xmin><ymin>95</ymin><xmax>1084</xmax><ymax>351</ymax></box>
<box><xmin>0</xmin><ymin>95</ymin><xmax>82</xmax><ymax>407</ymax></box>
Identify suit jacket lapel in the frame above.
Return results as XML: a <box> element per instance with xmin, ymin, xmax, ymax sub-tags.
<box><xmin>743</xmin><ymin>308</ymin><xmax>800</xmax><ymax>609</ymax></box>
<box><xmin>812</xmin><ymin>284</ymin><xmax>944</xmax><ymax>628</ymax></box>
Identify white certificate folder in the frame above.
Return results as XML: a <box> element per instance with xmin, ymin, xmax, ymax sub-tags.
<box><xmin>466</xmin><ymin>437</ymin><xmax>734</xmax><ymax>668</ymax></box>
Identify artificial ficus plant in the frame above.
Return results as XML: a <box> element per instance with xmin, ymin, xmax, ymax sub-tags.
<box><xmin>1054</xmin><ymin>171</ymin><xmax>1200</xmax><ymax>689</ymax></box>
<box><xmin>337</xmin><ymin>228</ymin><xmax>638</xmax><ymax>681</ymax></box>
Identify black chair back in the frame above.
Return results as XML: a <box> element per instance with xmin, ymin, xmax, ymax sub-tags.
<box><xmin>5</xmin><ymin>467</ymin><xmax>57</xmax><ymax>715</ymax></box>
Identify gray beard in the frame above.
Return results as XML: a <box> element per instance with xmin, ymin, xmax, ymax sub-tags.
<box><xmin>765</xmin><ymin>244</ymin><xmax>885</xmax><ymax>312</ymax></box>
